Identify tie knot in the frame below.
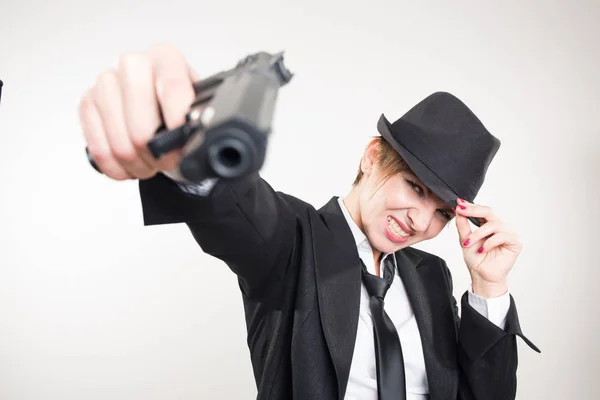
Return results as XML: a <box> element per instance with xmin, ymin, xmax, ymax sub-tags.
<box><xmin>361</xmin><ymin>256</ymin><xmax>396</xmax><ymax>300</ymax></box>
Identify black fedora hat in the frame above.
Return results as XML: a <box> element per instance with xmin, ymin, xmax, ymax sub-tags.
<box><xmin>377</xmin><ymin>92</ymin><xmax>500</xmax><ymax>213</ymax></box>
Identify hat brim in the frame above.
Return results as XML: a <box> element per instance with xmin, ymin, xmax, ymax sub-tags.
<box><xmin>376</xmin><ymin>114</ymin><xmax>461</xmax><ymax>209</ymax></box>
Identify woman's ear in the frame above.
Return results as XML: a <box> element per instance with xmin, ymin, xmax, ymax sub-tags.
<box><xmin>361</xmin><ymin>139</ymin><xmax>380</xmax><ymax>175</ymax></box>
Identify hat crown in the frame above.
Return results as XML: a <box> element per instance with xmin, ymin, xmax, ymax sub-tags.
<box><xmin>378</xmin><ymin>92</ymin><xmax>500</xmax><ymax>204</ymax></box>
<box><xmin>399</xmin><ymin>92</ymin><xmax>486</xmax><ymax>138</ymax></box>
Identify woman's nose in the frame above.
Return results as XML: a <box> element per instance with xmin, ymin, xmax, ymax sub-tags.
<box><xmin>407</xmin><ymin>209</ymin><xmax>434</xmax><ymax>232</ymax></box>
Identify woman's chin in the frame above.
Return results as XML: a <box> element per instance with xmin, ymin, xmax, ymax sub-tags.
<box><xmin>372</xmin><ymin>234</ymin><xmax>411</xmax><ymax>255</ymax></box>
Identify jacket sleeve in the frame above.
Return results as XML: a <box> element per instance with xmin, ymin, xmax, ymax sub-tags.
<box><xmin>441</xmin><ymin>261</ymin><xmax>541</xmax><ymax>400</ymax></box>
<box><xmin>138</xmin><ymin>172</ymin><xmax>298</xmax><ymax>298</ymax></box>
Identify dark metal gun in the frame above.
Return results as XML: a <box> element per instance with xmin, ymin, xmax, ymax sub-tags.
<box><xmin>86</xmin><ymin>51</ymin><xmax>293</xmax><ymax>183</ymax></box>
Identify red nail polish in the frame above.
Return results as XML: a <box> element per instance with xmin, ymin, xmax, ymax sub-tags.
<box><xmin>477</xmin><ymin>247</ymin><xmax>484</xmax><ymax>253</ymax></box>
<box><xmin>463</xmin><ymin>239</ymin><xmax>470</xmax><ymax>246</ymax></box>
<box><xmin>458</xmin><ymin>198</ymin><xmax>465</xmax><ymax>203</ymax></box>
<box><xmin>459</xmin><ymin>205</ymin><xmax>467</xmax><ymax>210</ymax></box>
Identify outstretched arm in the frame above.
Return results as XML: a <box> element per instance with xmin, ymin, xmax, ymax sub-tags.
<box><xmin>139</xmin><ymin>171</ymin><xmax>298</xmax><ymax>298</ymax></box>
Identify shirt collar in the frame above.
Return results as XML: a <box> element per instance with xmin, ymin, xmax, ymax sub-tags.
<box><xmin>337</xmin><ymin>197</ymin><xmax>396</xmax><ymax>270</ymax></box>
<box><xmin>337</xmin><ymin>197</ymin><xmax>369</xmax><ymax>249</ymax></box>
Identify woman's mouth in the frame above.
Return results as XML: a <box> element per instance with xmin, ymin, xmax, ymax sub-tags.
<box><xmin>385</xmin><ymin>216</ymin><xmax>413</xmax><ymax>244</ymax></box>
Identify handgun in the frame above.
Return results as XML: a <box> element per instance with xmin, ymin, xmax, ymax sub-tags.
<box><xmin>86</xmin><ymin>51</ymin><xmax>293</xmax><ymax>183</ymax></box>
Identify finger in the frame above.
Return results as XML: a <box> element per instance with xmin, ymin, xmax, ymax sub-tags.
<box><xmin>455</xmin><ymin>212</ymin><xmax>472</xmax><ymax>244</ymax></box>
<box><xmin>93</xmin><ymin>70</ymin><xmax>157</xmax><ymax>179</ymax></box>
<box><xmin>148</xmin><ymin>44</ymin><xmax>196</xmax><ymax>131</ymax></box>
<box><xmin>456</xmin><ymin>198</ymin><xmax>499</xmax><ymax>222</ymax></box>
<box><xmin>461</xmin><ymin>220</ymin><xmax>507</xmax><ymax>249</ymax></box>
<box><xmin>117</xmin><ymin>53</ymin><xmax>180</xmax><ymax>172</ymax></box>
<box><xmin>79</xmin><ymin>88</ymin><xmax>132</xmax><ymax>180</ymax></box>
<box><xmin>479</xmin><ymin>232</ymin><xmax>523</xmax><ymax>255</ymax></box>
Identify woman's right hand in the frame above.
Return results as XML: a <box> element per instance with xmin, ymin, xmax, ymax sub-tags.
<box><xmin>79</xmin><ymin>43</ymin><xmax>199</xmax><ymax>181</ymax></box>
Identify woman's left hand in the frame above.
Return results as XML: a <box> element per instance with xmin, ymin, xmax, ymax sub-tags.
<box><xmin>454</xmin><ymin>198</ymin><xmax>522</xmax><ymax>298</ymax></box>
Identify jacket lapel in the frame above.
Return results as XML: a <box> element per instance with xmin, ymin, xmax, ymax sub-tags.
<box><xmin>312</xmin><ymin>197</ymin><xmax>362</xmax><ymax>400</ymax></box>
<box><xmin>395</xmin><ymin>249</ymin><xmax>458</xmax><ymax>400</ymax></box>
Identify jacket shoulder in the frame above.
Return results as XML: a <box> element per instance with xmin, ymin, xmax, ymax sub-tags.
<box><xmin>276</xmin><ymin>192</ymin><xmax>326</xmax><ymax>220</ymax></box>
<box><xmin>400</xmin><ymin>246</ymin><xmax>445</xmax><ymax>266</ymax></box>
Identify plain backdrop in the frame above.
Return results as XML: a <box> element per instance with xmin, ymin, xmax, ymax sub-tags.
<box><xmin>1</xmin><ymin>0</ymin><xmax>599</xmax><ymax>399</ymax></box>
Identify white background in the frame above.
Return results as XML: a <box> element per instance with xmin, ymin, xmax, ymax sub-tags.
<box><xmin>1</xmin><ymin>0</ymin><xmax>599</xmax><ymax>398</ymax></box>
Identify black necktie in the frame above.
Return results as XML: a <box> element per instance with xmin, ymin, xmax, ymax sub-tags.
<box><xmin>361</xmin><ymin>256</ymin><xmax>407</xmax><ymax>400</ymax></box>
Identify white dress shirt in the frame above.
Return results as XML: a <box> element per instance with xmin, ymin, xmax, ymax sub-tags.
<box><xmin>337</xmin><ymin>198</ymin><xmax>510</xmax><ymax>400</ymax></box>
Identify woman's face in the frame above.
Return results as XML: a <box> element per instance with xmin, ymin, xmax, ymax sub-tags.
<box><xmin>357</xmin><ymin>148</ymin><xmax>455</xmax><ymax>256</ymax></box>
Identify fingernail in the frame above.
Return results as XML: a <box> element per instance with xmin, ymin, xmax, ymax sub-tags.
<box><xmin>459</xmin><ymin>205</ymin><xmax>467</xmax><ymax>210</ymax></box>
<box><xmin>477</xmin><ymin>247</ymin><xmax>484</xmax><ymax>253</ymax></box>
<box><xmin>458</xmin><ymin>198</ymin><xmax>466</xmax><ymax>203</ymax></box>
<box><xmin>462</xmin><ymin>239</ymin><xmax>470</xmax><ymax>246</ymax></box>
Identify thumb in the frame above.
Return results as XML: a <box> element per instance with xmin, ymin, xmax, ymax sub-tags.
<box><xmin>189</xmin><ymin>65</ymin><xmax>201</xmax><ymax>82</ymax></box>
<box><xmin>455</xmin><ymin>213</ymin><xmax>472</xmax><ymax>245</ymax></box>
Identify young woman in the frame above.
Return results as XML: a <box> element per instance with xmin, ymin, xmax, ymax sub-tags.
<box><xmin>80</xmin><ymin>43</ymin><xmax>539</xmax><ymax>400</ymax></box>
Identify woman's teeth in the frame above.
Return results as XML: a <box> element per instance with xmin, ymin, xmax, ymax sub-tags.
<box><xmin>387</xmin><ymin>216</ymin><xmax>410</xmax><ymax>238</ymax></box>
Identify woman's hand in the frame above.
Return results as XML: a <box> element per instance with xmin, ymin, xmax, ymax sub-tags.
<box><xmin>79</xmin><ymin>43</ymin><xmax>199</xmax><ymax>181</ymax></box>
<box><xmin>454</xmin><ymin>198</ymin><xmax>522</xmax><ymax>298</ymax></box>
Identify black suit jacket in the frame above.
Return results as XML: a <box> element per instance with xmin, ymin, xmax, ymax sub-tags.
<box><xmin>138</xmin><ymin>172</ymin><xmax>539</xmax><ymax>400</ymax></box>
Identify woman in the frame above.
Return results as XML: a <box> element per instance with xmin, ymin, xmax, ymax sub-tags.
<box><xmin>80</xmin><ymin>44</ymin><xmax>539</xmax><ymax>400</ymax></box>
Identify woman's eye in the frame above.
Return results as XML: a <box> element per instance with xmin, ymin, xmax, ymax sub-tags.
<box><xmin>438</xmin><ymin>210</ymin><xmax>453</xmax><ymax>220</ymax></box>
<box><xmin>407</xmin><ymin>180</ymin><xmax>423</xmax><ymax>195</ymax></box>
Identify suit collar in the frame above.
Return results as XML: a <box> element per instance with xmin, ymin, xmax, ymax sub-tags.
<box><xmin>312</xmin><ymin>196</ymin><xmax>362</xmax><ymax>400</ymax></box>
<box><xmin>335</xmin><ymin>197</ymin><xmax>366</xmax><ymax>247</ymax></box>
<box><xmin>319</xmin><ymin>196</ymin><xmax>356</xmax><ymax>248</ymax></box>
